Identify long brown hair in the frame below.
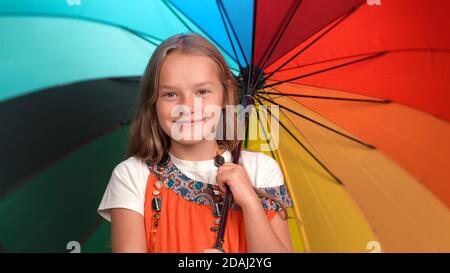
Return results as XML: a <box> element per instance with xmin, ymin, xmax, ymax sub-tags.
<box><xmin>128</xmin><ymin>32</ymin><xmax>299</xmax><ymax>225</ymax></box>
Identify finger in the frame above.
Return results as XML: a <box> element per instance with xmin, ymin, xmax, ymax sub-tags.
<box><xmin>223</xmin><ymin>162</ymin><xmax>244</xmax><ymax>167</ymax></box>
<box><xmin>216</xmin><ymin>171</ymin><xmax>228</xmax><ymax>193</ymax></box>
<box><xmin>220</xmin><ymin>163</ymin><xmax>245</xmax><ymax>175</ymax></box>
<box><xmin>217</xmin><ymin>164</ymin><xmax>235</xmax><ymax>175</ymax></box>
<box><xmin>215</xmin><ymin>178</ymin><xmax>227</xmax><ymax>193</ymax></box>
<box><xmin>216</xmin><ymin>169</ymin><xmax>236</xmax><ymax>193</ymax></box>
<box><xmin>221</xmin><ymin>162</ymin><xmax>238</xmax><ymax>167</ymax></box>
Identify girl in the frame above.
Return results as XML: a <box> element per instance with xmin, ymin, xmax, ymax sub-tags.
<box><xmin>97</xmin><ymin>33</ymin><xmax>295</xmax><ymax>253</ymax></box>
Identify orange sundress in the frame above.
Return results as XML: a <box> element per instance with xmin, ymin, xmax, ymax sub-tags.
<box><xmin>143</xmin><ymin>158</ymin><xmax>293</xmax><ymax>253</ymax></box>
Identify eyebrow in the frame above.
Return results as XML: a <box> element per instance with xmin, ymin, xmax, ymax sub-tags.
<box><xmin>159</xmin><ymin>81</ymin><xmax>214</xmax><ymax>89</ymax></box>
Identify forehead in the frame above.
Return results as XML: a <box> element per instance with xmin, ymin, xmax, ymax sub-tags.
<box><xmin>159</xmin><ymin>53</ymin><xmax>221</xmax><ymax>87</ymax></box>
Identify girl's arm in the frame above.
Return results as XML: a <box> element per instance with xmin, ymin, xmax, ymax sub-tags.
<box><xmin>111</xmin><ymin>208</ymin><xmax>147</xmax><ymax>253</ymax></box>
<box><xmin>242</xmin><ymin>199</ymin><xmax>294</xmax><ymax>253</ymax></box>
<box><xmin>216</xmin><ymin>162</ymin><xmax>294</xmax><ymax>253</ymax></box>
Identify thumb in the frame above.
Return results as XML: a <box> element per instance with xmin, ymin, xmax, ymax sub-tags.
<box><xmin>216</xmin><ymin>173</ymin><xmax>228</xmax><ymax>194</ymax></box>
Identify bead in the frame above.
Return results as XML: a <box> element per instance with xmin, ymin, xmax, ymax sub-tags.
<box><xmin>213</xmin><ymin>189</ymin><xmax>221</xmax><ymax>196</ymax></box>
<box><xmin>153</xmin><ymin>190</ymin><xmax>160</xmax><ymax>196</ymax></box>
<box><xmin>156</xmin><ymin>173</ymin><xmax>163</xmax><ymax>181</ymax></box>
<box><xmin>210</xmin><ymin>226</ymin><xmax>219</xmax><ymax>232</ymax></box>
<box><xmin>155</xmin><ymin>181</ymin><xmax>163</xmax><ymax>189</ymax></box>
<box><xmin>153</xmin><ymin>213</ymin><xmax>160</xmax><ymax>220</ymax></box>
<box><xmin>214</xmin><ymin>218</ymin><xmax>221</xmax><ymax>225</ymax></box>
<box><xmin>152</xmin><ymin>197</ymin><xmax>162</xmax><ymax>212</ymax></box>
<box><xmin>214</xmin><ymin>154</ymin><xmax>225</xmax><ymax>167</ymax></box>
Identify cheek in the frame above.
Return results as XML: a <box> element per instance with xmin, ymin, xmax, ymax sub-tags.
<box><xmin>201</xmin><ymin>90</ymin><xmax>222</xmax><ymax>120</ymax></box>
<box><xmin>204</xmin><ymin>90</ymin><xmax>224</xmax><ymax>108</ymax></box>
<box><xmin>156</xmin><ymin>100</ymin><xmax>173</xmax><ymax>128</ymax></box>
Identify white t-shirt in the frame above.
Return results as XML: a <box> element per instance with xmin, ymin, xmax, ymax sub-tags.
<box><xmin>97</xmin><ymin>150</ymin><xmax>285</xmax><ymax>222</ymax></box>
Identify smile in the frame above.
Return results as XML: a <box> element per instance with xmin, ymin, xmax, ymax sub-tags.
<box><xmin>174</xmin><ymin>118</ymin><xmax>208</xmax><ymax>125</ymax></box>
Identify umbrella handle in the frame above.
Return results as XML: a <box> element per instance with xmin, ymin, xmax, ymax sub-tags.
<box><xmin>212</xmin><ymin>185</ymin><xmax>232</xmax><ymax>253</ymax></box>
<box><xmin>213</xmin><ymin>140</ymin><xmax>242</xmax><ymax>253</ymax></box>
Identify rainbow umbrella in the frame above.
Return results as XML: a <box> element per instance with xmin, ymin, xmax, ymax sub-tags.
<box><xmin>1</xmin><ymin>0</ymin><xmax>449</xmax><ymax>253</ymax></box>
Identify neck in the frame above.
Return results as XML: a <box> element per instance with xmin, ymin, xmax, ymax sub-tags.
<box><xmin>169</xmin><ymin>140</ymin><xmax>219</xmax><ymax>161</ymax></box>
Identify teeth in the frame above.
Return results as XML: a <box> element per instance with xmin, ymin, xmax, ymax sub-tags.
<box><xmin>176</xmin><ymin>119</ymin><xmax>205</xmax><ymax>123</ymax></box>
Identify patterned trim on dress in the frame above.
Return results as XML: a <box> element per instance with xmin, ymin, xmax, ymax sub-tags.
<box><xmin>255</xmin><ymin>186</ymin><xmax>294</xmax><ymax>212</ymax></box>
<box><xmin>146</xmin><ymin>159</ymin><xmax>294</xmax><ymax>212</ymax></box>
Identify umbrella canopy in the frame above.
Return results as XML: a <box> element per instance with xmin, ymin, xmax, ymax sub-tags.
<box><xmin>255</xmin><ymin>0</ymin><xmax>450</xmax><ymax>252</ymax></box>
<box><xmin>1</xmin><ymin>0</ymin><xmax>449</xmax><ymax>252</ymax></box>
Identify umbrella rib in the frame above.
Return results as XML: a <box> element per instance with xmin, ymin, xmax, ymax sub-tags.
<box><xmin>249</xmin><ymin>0</ymin><xmax>258</xmax><ymax>98</ymax></box>
<box><xmin>254</xmin><ymin>101</ymin><xmax>277</xmax><ymax>159</ymax></box>
<box><xmin>78</xmin><ymin>217</ymin><xmax>106</xmax><ymax>248</ymax></box>
<box><xmin>275</xmin><ymin>51</ymin><xmax>387</xmax><ymax>73</ymax></box>
<box><xmin>216</xmin><ymin>0</ymin><xmax>252</xmax><ymax>99</ymax></box>
<box><xmin>264</xmin><ymin>51</ymin><xmax>386</xmax><ymax>89</ymax></box>
<box><xmin>267</xmin><ymin>84</ymin><xmax>386</xmax><ymax>151</ymax></box>
<box><xmin>238</xmin><ymin>94</ymin><xmax>254</xmax><ymax>148</ymax></box>
<box><xmin>161</xmin><ymin>0</ymin><xmax>194</xmax><ymax>32</ymax></box>
<box><xmin>164</xmin><ymin>1</ymin><xmax>240</xmax><ymax>65</ymax></box>
<box><xmin>216</xmin><ymin>0</ymin><xmax>250</xmax><ymax>68</ymax></box>
<box><xmin>113</xmin><ymin>26</ymin><xmax>162</xmax><ymax>46</ymax></box>
<box><xmin>252</xmin><ymin>95</ymin><xmax>343</xmax><ymax>185</ymax></box>
<box><xmin>216</xmin><ymin>0</ymin><xmax>246</xmax><ymax>72</ymax></box>
<box><xmin>263</xmin><ymin>6</ymin><xmax>359</xmax><ymax>82</ymax></box>
<box><xmin>262</xmin><ymin>80</ymin><xmax>393</xmax><ymax>103</ymax></box>
<box><xmin>0</xmin><ymin>12</ymin><xmax>165</xmax><ymax>47</ymax></box>
<box><xmin>256</xmin><ymin>94</ymin><xmax>376</xmax><ymax>149</ymax></box>
<box><xmin>251</xmin><ymin>0</ymin><xmax>304</xmax><ymax>91</ymax></box>
<box><xmin>273</xmin><ymin>48</ymin><xmax>450</xmax><ymax>74</ymax></box>
<box><xmin>260</xmin><ymin>91</ymin><xmax>390</xmax><ymax>104</ymax></box>
<box><xmin>244</xmin><ymin>106</ymin><xmax>251</xmax><ymax>148</ymax></box>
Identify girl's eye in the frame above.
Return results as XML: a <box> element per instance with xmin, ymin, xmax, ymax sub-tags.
<box><xmin>197</xmin><ymin>89</ymin><xmax>210</xmax><ymax>96</ymax></box>
<box><xmin>162</xmin><ymin>91</ymin><xmax>177</xmax><ymax>98</ymax></box>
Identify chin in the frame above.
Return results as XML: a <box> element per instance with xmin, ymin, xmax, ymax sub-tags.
<box><xmin>173</xmin><ymin>138</ymin><xmax>205</xmax><ymax>146</ymax></box>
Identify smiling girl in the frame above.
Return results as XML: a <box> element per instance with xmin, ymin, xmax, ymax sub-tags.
<box><xmin>97</xmin><ymin>33</ymin><xmax>295</xmax><ymax>253</ymax></box>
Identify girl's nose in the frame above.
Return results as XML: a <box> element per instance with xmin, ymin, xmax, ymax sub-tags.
<box><xmin>181</xmin><ymin>94</ymin><xmax>202</xmax><ymax>112</ymax></box>
<box><xmin>181</xmin><ymin>95</ymin><xmax>193</xmax><ymax>110</ymax></box>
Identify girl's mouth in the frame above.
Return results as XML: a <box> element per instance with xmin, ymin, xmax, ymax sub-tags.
<box><xmin>174</xmin><ymin>117</ymin><xmax>209</xmax><ymax>125</ymax></box>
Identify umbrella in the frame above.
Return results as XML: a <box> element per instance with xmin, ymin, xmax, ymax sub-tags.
<box><xmin>1</xmin><ymin>0</ymin><xmax>449</xmax><ymax>253</ymax></box>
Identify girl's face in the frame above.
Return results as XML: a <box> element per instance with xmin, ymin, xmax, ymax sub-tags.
<box><xmin>156</xmin><ymin>52</ymin><xmax>225</xmax><ymax>145</ymax></box>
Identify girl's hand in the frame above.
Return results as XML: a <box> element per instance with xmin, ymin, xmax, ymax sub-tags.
<box><xmin>203</xmin><ymin>248</ymin><xmax>224</xmax><ymax>253</ymax></box>
<box><xmin>216</xmin><ymin>162</ymin><xmax>260</xmax><ymax>210</ymax></box>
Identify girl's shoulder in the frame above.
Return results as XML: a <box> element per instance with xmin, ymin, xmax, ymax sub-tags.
<box><xmin>239</xmin><ymin>150</ymin><xmax>285</xmax><ymax>188</ymax></box>
<box><xmin>240</xmin><ymin>149</ymin><xmax>275</xmax><ymax>162</ymax></box>
<box><xmin>113</xmin><ymin>156</ymin><xmax>149</xmax><ymax>175</ymax></box>
<box><xmin>98</xmin><ymin>156</ymin><xmax>151</xmax><ymax>221</ymax></box>
<box><xmin>239</xmin><ymin>149</ymin><xmax>281</xmax><ymax>171</ymax></box>
<box><xmin>110</xmin><ymin>156</ymin><xmax>150</xmax><ymax>187</ymax></box>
